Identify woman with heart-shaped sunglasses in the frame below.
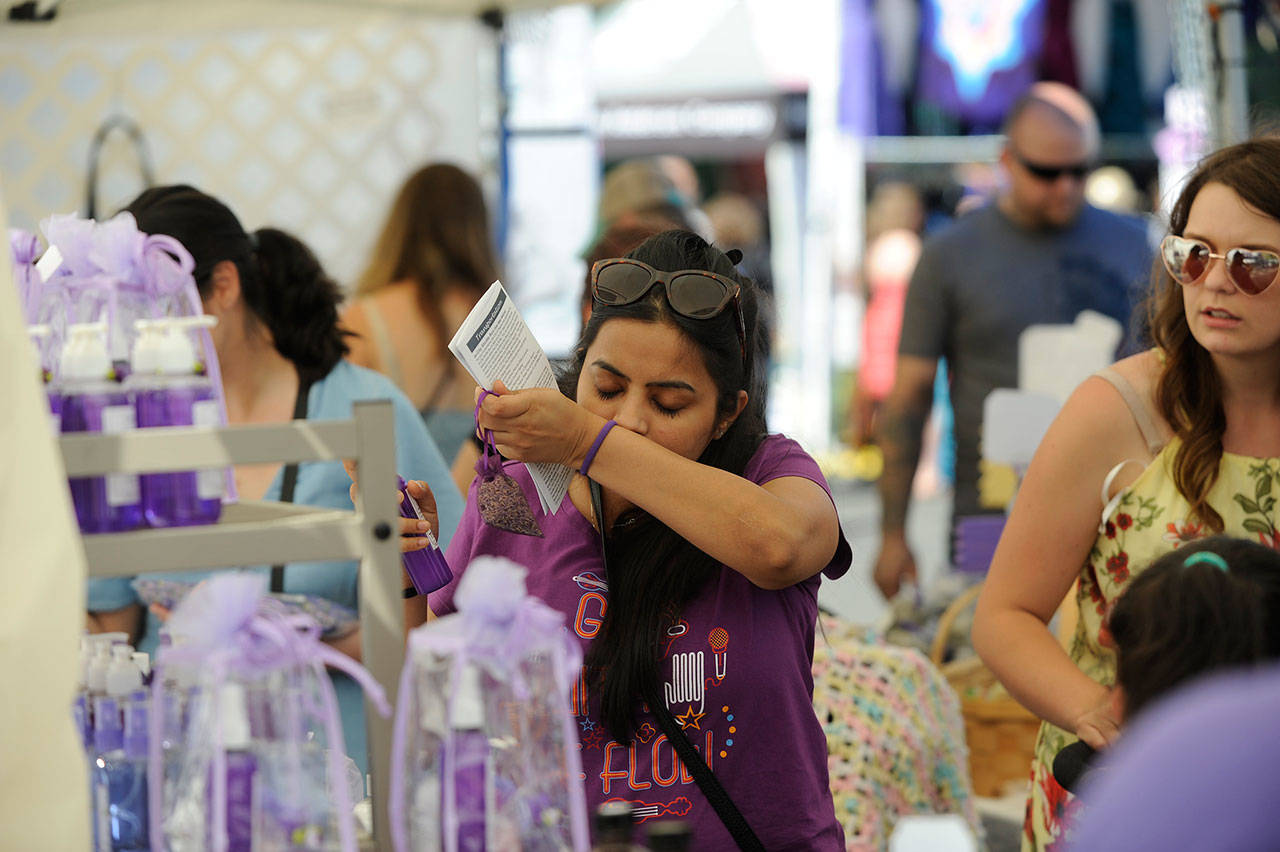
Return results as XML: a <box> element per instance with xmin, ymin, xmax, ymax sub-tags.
<box><xmin>973</xmin><ymin>137</ymin><xmax>1280</xmax><ymax>850</ymax></box>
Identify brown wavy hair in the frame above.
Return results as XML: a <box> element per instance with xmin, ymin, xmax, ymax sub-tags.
<box><xmin>356</xmin><ymin>163</ymin><xmax>498</xmax><ymax>359</ymax></box>
<box><xmin>1148</xmin><ymin>138</ymin><xmax>1280</xmax><ymax>530</ymax></box>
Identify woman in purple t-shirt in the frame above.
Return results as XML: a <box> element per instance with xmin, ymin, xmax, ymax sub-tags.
<box><xmin>380</xmin><ymin>230</ymin><xmax>850</xmax><ymax>850</ymax></box>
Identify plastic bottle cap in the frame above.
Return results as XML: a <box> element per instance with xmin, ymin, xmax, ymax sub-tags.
<box><xmin>106</xmin><ymin>643</ymin><xmax>143</xmax><ymax>697</ymax></box>
<box><xmin>452</xmin><ymin>662</ymin><xmax>485</xmax><ymax>731</ymax></box>
<box><xmin>60</xmin><ymin>321</ymin><xmax>112</xmax><ymax>382</ymax></box>
<box><xmin>81</xmin><ymin>632</ymin><xmax>129</xmax><ymax>690</ymax></box>
<box><xmin>86</xmin><ymin>642</ymin><xmax>114</xmax><ymax>694</ymax></box>
<box><xmin>218</xmin><ymin>682</ymin><xmax>252</xmax><ymax>750</ymax></box>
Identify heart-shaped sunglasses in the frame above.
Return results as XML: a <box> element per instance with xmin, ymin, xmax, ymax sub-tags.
<box><xmin>1161</xmin><ymin>234</ymin><xmax>1280</xmax><ymax>296</ymax></box>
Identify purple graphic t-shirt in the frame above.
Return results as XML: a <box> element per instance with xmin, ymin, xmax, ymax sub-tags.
<box><xmin>432</xmin><ymin>434</ymin><xmax>851</xmax><ymax>850</ymax></box>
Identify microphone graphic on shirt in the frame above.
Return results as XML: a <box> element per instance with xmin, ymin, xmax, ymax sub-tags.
<box><xmin>708</xmin><ymin>628</ymin><xmax>729</xmax><ymax>680</ymax></box>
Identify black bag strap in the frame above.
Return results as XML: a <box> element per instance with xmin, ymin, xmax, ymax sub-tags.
<box><xmin>270</xmin><ymin>374</ymin><xmax>313</xmax><ymax>593</ymax></box>
<box><xmin>647</xmin><ymin>689</ymin><xmax>765</xmax><ymax>852</ymax></box>
<box><xmin>587</xmin><ymin>481</ymin><xmax>765</xmax><ymax>852</ymax></box>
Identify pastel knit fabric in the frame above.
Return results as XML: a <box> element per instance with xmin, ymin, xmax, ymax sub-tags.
<box><xmin>1025</xmin><ymin>437</ymin><xmax>1280</xmax><ymax>850</ymax></box>
<box><xmin>811</xmin><ymin>617</ymin><xmax>980</xmax><ymax>851</ymax></box>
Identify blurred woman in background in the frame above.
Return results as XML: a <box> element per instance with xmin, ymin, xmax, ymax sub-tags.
<box><xmin>342</xmin><ymin>163</ymin><xmax>499</xmax><ymax>493</ymax></box>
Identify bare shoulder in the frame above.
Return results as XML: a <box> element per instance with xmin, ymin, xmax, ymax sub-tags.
<box><xmin>1108</xmin><ymin>349</ymin><xmax>1164</xmax><ymax>402</ymax></box>
<box><xmin>339</xmin><ymin>295</ymin><xmax>367</xmax><ymax>329</ymax></box>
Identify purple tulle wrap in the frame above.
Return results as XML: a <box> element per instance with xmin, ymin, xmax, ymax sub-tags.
<box><xmin>151</xmin><ymin>574</ymin><xmax>390</xmax><ymax>852</ymax></box>
<box><xmin>390</xmin><ymin>556</ymin><xmax>589</xmax><ymax>852</ymax></box>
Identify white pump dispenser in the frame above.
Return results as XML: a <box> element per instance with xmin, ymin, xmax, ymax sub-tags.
<box><xmin>60</xmin><ymin>321</ymin><xmax>113</xmax><ymax>383</ymax></box>
<box><xmin>132</xmin><ymin>315</ymin><xmax>216</xmax><ymax>377</ymax></box>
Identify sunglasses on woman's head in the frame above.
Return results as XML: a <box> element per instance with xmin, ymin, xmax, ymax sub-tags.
<box><xmin>590</xmin><ymin>257</ymin><xmax>748</xmax><ymax>374</ymax></box>
<box><xmin>1160</xmin><ymin>234</ymin><xmax>1280</xmax><ymax>295</ymax></box>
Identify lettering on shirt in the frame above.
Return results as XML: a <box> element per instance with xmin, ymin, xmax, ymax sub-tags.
<box><xmin>599</xmin><ymin>730</ymin><xmax>714</xmax><ymax>795</ymax></box>
<box><xmin>574</xmin><ymin>591</ymin><xmax>607</xmax><ymax>639</ymax></box>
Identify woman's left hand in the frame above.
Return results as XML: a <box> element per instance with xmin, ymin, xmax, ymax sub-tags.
<box><xmin>477</xmin><ymin>381</ymin><xmax>603</xmax><ymax>467</ymax></box>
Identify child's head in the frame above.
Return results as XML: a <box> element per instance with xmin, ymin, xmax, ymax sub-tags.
<box><xmin>1109</xmin><ymin>536</ymin><xmax>1280</xmax><ymax>721</ymax></box>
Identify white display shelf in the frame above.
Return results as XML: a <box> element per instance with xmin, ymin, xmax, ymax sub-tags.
<box><xmin>80</xmin><ymin>501</ymin><xmax>363</xmax><ymax>577</ymax></box>
<box><xmin>62</xmin><ymin>400</ymin><xmax>405</xmax><ymax>849</ymax></box>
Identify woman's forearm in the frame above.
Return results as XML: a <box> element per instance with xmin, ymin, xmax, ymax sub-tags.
<box><xmin>974</xmin><ymin>606</ymin><xmax>1108</xmax><ymax>732</ymax></box>
<box><xmin>582</xmin><ymin>428</ymin><xmax>834</xmax><ymax>588</ymax></box>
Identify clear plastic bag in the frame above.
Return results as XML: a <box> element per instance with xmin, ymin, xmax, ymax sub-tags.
<box><xmin>151</xmin><ymin>574</ymin><xmax>389</xmax><ymax>851</ymax></box>
<box><xmin>391</xmin><ymin>557</ymin><xmax>589</xmax><ymax>852</ymax></box>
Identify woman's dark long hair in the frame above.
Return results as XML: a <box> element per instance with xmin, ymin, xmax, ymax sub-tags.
<box><xmin>1146</xmin><ymin>138</ymin><xmax>1280</xmax><ymax>531</ymax></box>
<box><xmin>560</xmin><ymin>230</ymin><xmax>768</xmax><ymax>743</ymax></box>
<box><xmin>126</xmin><ymin>185</ymin><xmax>349</xmax><ymax>383</ymax></box>
<box><xmin>1109</xmin><ymin>535</ymin><xmax>1280</xmax><ymax>722</ymax></box>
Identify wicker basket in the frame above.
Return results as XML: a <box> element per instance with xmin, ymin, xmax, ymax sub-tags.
<box><xmin>930</xmin><ymin>583</ymin><xmax>1041</xmax><ymax>797</ymax></box>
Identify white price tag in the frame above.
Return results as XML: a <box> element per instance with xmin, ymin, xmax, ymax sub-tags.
<box><xmin>35</xmin><ymin>244</ymin><xmax>63</xmax><ymax>282</ymax></box>
<box><xmin>102</xmin><ymin>404</ymin><xmax>140</xmax><ymax>507</ymax></box>
<box><xmin>192</xmin><ymin>400</ymin><xmax>224</xmax><ymax>500</ymax></box>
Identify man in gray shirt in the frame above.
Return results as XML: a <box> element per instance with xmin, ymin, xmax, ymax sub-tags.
<box><xmin>873</xmin><ymin>82</ymin><xmax>1152</xmax><ymax>598</ymax></box>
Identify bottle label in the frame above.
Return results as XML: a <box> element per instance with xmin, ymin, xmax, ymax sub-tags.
<box><xmin>102</xmin><ymin>405</ymin><xmax>141</xmax><ymax>507</ymax></box>
<box><xmin>192</xmin><ymin>400</ymin><xmax>225</xmax><ymax>500</ymax></box>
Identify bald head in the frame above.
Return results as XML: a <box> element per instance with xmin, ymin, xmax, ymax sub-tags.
<box><xmin>999</xmin><ymin>83</ymin><xmax>1099</xmax><ymax>229</ymax></box>
<box><xmin>1004</xmin><ymin>82</ymin><xmax>1100</xmax><ymax>157</ymax></box>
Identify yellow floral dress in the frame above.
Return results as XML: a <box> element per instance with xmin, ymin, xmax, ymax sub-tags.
<box><xmin>1025</xmin><ymin>435</ymin><xmax>1280</xmax><ymax>850</ymax></box>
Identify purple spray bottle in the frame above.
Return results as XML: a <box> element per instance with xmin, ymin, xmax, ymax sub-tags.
<box><xmin>59</xmin><ymin>321</ymin><xmax>143</xmax><ymax>533</ymax></box>
<box><xmin>214</xmin><ymin>682</ymin><xmax>258</xmax><ymax>852</ymax></box>
<box><xmin>130</xmin><ymin>316</ymin><xmax>223</xmax><ymax>527</ymax></box>
<box><xmin>446</xmin><ymin>661</ymin><xmax>491</xmax><ymax>851</ymax></box>
<box><xmin>397</xmin><ymin>475</ymin><xmax>453</xmax><ymax>595</ymax></box>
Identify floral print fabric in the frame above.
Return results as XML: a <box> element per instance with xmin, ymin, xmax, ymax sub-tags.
<box><xmin>1024</xmin><ymin>439</ymin><xmax>1280</xmax><ymax>850</ymax></box>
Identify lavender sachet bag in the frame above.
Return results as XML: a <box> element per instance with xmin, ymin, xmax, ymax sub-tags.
<box><xmin>390</xmin><ymin>556</ymin><xmax>589</xmax><ymax>852</ymax></box>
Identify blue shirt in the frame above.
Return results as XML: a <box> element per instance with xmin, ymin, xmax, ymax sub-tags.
<box><xmin>87</xmin><ymin>360</ymin><xmax>465</xmax><ymax>774</ymax></box>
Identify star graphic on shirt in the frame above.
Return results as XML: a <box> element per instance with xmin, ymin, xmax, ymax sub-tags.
<box><xmin>675</xmin><ymin>705</ymin><xmax>704</xmax><ymax>731</ymax></box>
<box><xmin>579</xmin><ymin>717</ymin><xmax>597</xmax><ymax>734</ymax></box>
<box><xmin>581</xmin><ymin>728</ymin><xmax>605</xmax><ymax>751</ymax></box>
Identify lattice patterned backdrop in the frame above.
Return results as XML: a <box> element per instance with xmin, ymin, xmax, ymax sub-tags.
<box><xmin>0</xmin><ymin>6</ymin><xmax>487</xmax><ymax>286</ymax></box>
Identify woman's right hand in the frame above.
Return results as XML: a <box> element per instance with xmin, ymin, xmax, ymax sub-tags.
<box><xmin>1073</xmin><ymin>687</ymin><xmax>1123</xmax><ymax>750</ymax></box>
<box><xmin>342</xmin><ymin>460</ymin><xmax>439</xmax><ymax>553</ymax></box>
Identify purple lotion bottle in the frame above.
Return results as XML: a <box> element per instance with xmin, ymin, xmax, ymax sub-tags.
<box><xmin>214</xmin><ymin>683</ymin><xmax>257</xmax><ymax>852</ymax></box>
<box><xmin>398</xmin><ymin>475</ymin><xmax>453</xmax><ymax>595</ymax></box>
<box><xmin>59</xmin><ymin>321</ymin><xmax>143</xmax><ymax>533</ymax></box>
<box><xmin>445</xmin><ymin>662</ymin><xmax>490</xmax><ymax>852</ymax></box>
<box><xmin>130</xmin><ymin>317</ymin><xmax>222</xmax><ymax>528</ymax></box>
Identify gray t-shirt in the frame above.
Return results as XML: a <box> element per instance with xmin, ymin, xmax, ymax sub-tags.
<box><xmin>897</xmin><ymin>202</ymin><xmax>1152</xmax><ymax>519</ymax></box>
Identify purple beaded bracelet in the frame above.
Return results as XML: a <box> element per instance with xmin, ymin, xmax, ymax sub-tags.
<box><xmin>580</xmin><ymin>419</ymin><xmax>618</xmax><ymax>476</ymax></box>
